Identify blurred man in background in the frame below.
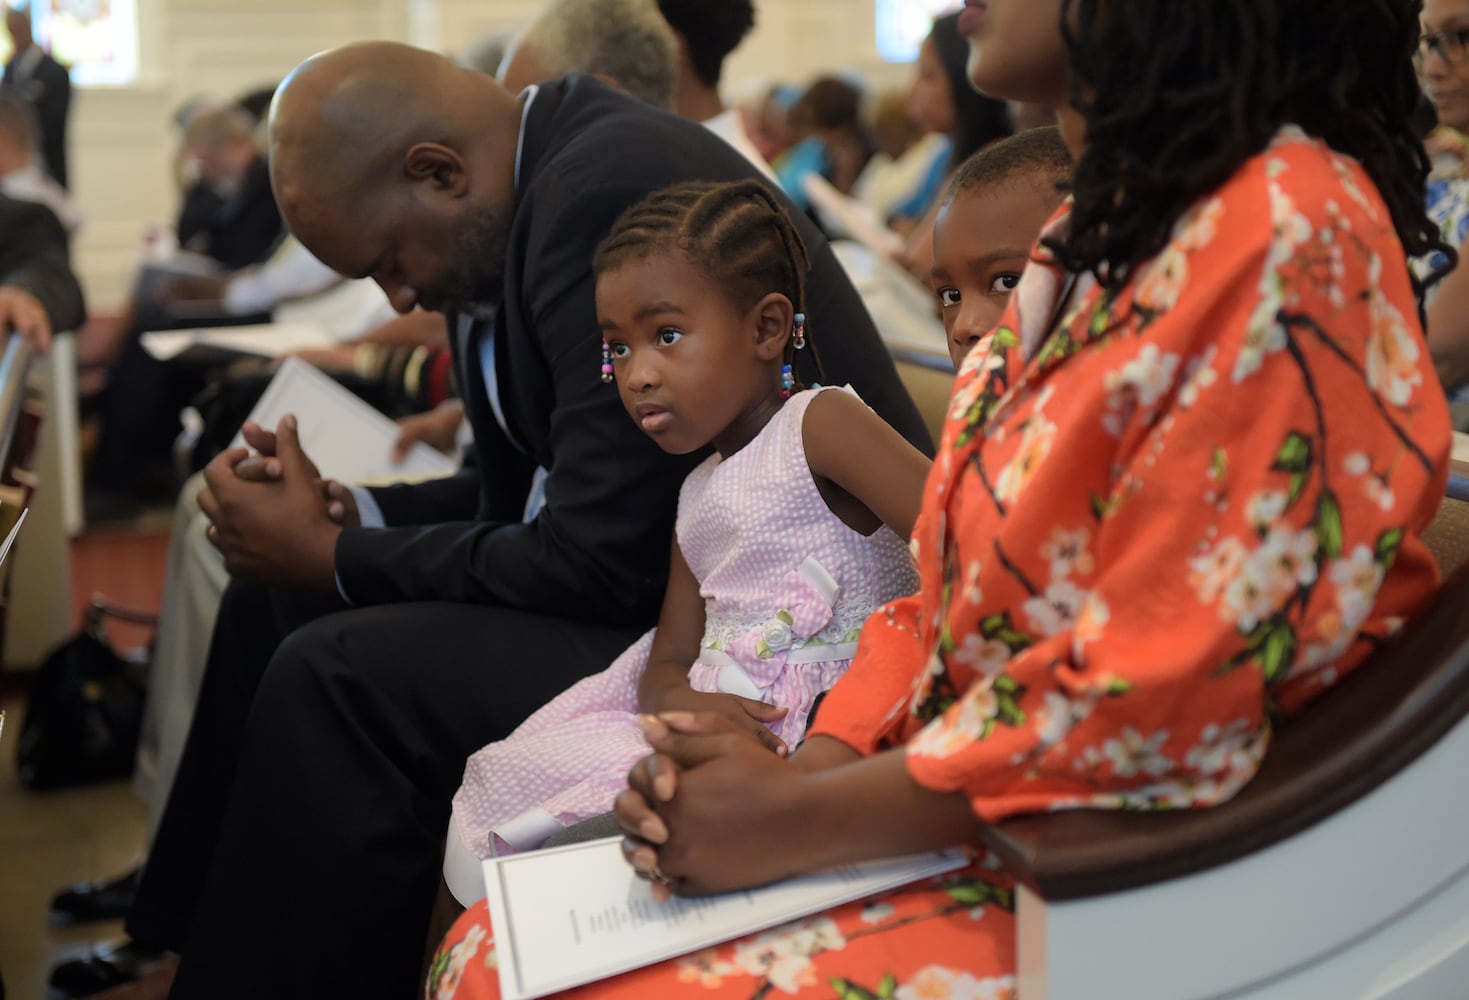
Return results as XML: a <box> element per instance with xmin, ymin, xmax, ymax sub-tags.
<box><xmin>3</xmin><ymin>6</ymin><xmax>70</xmax><ymax>189</ymax></box>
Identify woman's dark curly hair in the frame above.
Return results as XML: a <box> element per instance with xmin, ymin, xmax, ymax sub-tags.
<box><xmin>1049</xmin><ymin>0</ymin><xmax>1453</xmax><ymax>305</ymax></box>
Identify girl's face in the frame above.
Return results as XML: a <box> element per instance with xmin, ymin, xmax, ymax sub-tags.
<box><xmin>908</xmin><ymin>37</ymin><xmax>957</xmax><ymax>136</ymax></box>
<box><xmin>1421</xmin><ymin>0</ymin><xmax>1469</xmax><ymax>133</ymax></box>
<box><xmin>959</xmin><ymin>0</ymin><xmax>1069</xmax><ymax>108</ymax></box>
<box><xmin>596</xmin><ymin>252</ymin><xmax>788</xmax><ymax>458</ymax></box>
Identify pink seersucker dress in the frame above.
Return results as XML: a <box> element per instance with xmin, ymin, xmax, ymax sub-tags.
<box><xmin>446</xmin><ymin>386</ymin><xmax>918</xmax><ymax>890</ymax></box>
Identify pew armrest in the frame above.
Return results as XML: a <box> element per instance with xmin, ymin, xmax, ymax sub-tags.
<box><xmin>980</xmin><ymin>562</ymin><xmax>1469</xmax><ymax>902</ymax></box>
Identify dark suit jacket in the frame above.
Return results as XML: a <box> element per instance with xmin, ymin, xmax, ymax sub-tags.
<box><xmin>0</xmin><ymin>193</ymin><xmax>84</xmax><ymax>331</ymax></box>
<box><xmin>337</xmin><ymin>76</ymin><xmax>929</xmax><ymax>627</ymax></box>
<box><xmin>4</xmin><ymin>49</ymin><xmax>71</xmax><ymax>189</ymax></box>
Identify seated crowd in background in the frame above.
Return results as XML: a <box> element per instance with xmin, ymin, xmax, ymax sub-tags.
<box><xmin>0</xmin><ymin>191</ymin><xmax>82</xmax><ymax>351</ymax></box>
<box><xmin>1418</xmin><ymin>0</ymin><xmax>1469</xmax><ymax>428</ymax></box>
<box><xmin>0</xmin><ymin>90</ymin><xmax>80</xmax><ymax>236</ymax></box>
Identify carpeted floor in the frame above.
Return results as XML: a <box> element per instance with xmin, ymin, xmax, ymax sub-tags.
<box><xmin>0</xmin><ymin>517</ymin><xmax>168</xmax><ymax>999</ymax></box>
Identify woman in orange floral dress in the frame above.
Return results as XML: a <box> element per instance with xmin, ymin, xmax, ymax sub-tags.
<box><xmin>430</xmin><ymin>2</ymin><xmax>1455</xmax><ymax>996</ymax></box>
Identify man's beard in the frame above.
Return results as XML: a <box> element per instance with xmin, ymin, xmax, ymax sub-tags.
<box><xmin>435</xmin><ymin>202</ymin><xmax>512</xmax><ymax>317</ymax></box>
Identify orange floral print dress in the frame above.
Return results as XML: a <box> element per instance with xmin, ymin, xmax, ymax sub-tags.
<box><xmin>428</xmin><ymin>128</ymin><xmax>1451</xmax><ymax>1000</ymax></box>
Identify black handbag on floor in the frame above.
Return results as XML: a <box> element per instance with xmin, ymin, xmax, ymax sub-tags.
<box><xmin>15</xmin><ymin>602</ymin><xmax>150</xmax><ymax>791</ymax></box>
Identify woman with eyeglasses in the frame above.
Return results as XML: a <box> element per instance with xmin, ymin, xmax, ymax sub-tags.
<box><xmin>1418</xmin><ymin>0</ymin><xmax>1469</xmax><ymax>424</ymax></box>
<box><xmin>429</xmin><ymin>1</ymin><xmax>1451</xmax><ymax>995</ymax></box>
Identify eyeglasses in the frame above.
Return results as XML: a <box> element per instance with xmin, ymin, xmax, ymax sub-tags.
<box><xmin>1419</xmin><ymin>27</ymin><xmax>1469</xmax><ymax>65</ymax></box>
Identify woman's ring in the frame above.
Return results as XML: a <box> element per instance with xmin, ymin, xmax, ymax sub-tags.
<box><xmin>650</xmin><ymin>865</ymin><xmax>673</xmax><ymax>885</ymax></box>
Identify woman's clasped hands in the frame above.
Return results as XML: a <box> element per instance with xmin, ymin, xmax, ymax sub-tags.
<box><xmin>617</xmin><ymin>711</ymin><xmax>805</xmax><ymax>901</ymax></box>
<box><xmin>616</xmin><ymin>712</ymin><xmax>861</xmax><ymax>901</ymax></box>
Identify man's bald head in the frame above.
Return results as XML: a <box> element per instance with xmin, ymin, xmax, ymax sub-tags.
<box><xmin>268</xmin><ymin>42</ymin><xmax>524</xmax><ymax>316</ymax></box>
<box><xmin>270</xmin><ymin>42</ymin><xmax>516</xmax><ymax>209</ymax></box>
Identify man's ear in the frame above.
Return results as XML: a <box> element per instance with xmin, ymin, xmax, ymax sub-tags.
<box><xmin>751</xmin><ymin>292</ymin><xmax>794</xmax><ymax>361</ymax></box>
<box><xmin>403</xmin><ymin>142</ymin><xmax>470</xmax><ymax>197</ymax></box>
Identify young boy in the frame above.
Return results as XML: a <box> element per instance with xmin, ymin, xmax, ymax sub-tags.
<box><xmin>930</xmin><ymin>126</ymin><xmax>1072</xmax><ymax>369</ymax></box>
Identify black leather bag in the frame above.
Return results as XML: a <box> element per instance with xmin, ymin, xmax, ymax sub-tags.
<box><xmin>16</xmin><ymin>612</ymin><xmax>147</xmax><ymax>791</ymax></box>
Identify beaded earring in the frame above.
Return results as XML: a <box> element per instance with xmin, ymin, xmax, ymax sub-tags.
<box><xmin>779</xmin><ymin>313</ymin><xmax>807</xmax><ymax>400</ymax></box>
<box><xmin>600</xmin><ymin>339</ymin><xmax>614</xmax><ymax>383</ymax></box>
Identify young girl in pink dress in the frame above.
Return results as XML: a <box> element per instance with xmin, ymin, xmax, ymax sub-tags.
<box><xmin>442</xmin><ymin>179</ymin><xmax>930</xmax><ymax>903</ymax></box>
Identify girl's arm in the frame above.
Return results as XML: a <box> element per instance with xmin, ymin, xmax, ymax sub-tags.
<box><xmin>636</xmin><ymin>535</ymin><xmax>706</xmax><ymax>710</ymax></box>
<box><xmin>803</xmin><ymin>388</ymin><xmax>932</xmax><ymax>539</ymax></box>
<box><xmin>638</xmin><ymin>536</ymin><xmax>789</xmax><ymax>753</ymax></box>
<box><xmin>789</xmin><ymin>733</ymin><xmax>863</xmax><ymax>772</ymax></box>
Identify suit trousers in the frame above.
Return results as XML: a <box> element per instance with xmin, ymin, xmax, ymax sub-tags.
<box><xmin>132</xmin><ymin>472</ymin><xmax>228</xmax><ymax>839</ymax></box>
<box><xmin>125</xmin><ymin>576</ymin><xmax>644</xmax><ymax>999</ymax></box>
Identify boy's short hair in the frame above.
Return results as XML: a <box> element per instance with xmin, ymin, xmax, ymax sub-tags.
<box><xmin>943</xmin><ymin>126</ymin><xmax>1072</xmax><ymax>208</ymax></box>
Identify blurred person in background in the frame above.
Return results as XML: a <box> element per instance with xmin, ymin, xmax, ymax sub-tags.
<box><xmin>894</xmin><ymin>10</ymin><xmax>1015</xmax><ymax>284</ymax></box>
<box><xmin>747</xmin><ymin>82</ymin><xmax>799</xmax><ymax>164</ymax></box>
<box><xmin>80</xmin><ymin>96</ymin><xmax>287</xmax><ymax>518</ymax></box>
<box><xmin>499</xmin><ymin>0</ymin><xmax>677</xmax><ymax>109</ymax></box>
<box><xmin>459</xmin><ymin>25</ymin><xmax>518</xmax><ymax>79</ymax></box>
<box><xmin>0</xmin><ymin>191</ymin><xmax>83</xmax><ymax>347</ymax></box>
<box><xmin>889</xmin><ymin>10</ymin><xmax>1013</xmax><ymax>231</ymax></box>
<box><xmin>655</xmin><ymin>0</ymin><xmax>770</xmax><ymax>176</ymax></box>
<box><xmin>3</xmin><ymin>5</ymin><xmax>69</xmax><ymax>188</ymax></box>
<box><xmin>851</xmin><ymin>88</ymin><xmax>938</xmax><ymax>222</ymax></box>
<box><xmin>776</xmin><ymin>75</ymin><xmax>873</xmax><ymax>209</ymax></box>
<box><xmin>171</xmin><ymin>105</ymin><xmax>282</xmax><ymax>272</ymax></box>
<box><xmin>0</xmin><ymin>88</ymin><xmax>79</xmax><ymax>234</ymax></box>
<box><xmin>1415</xmin><ymin>0</ymin><xmax>1469</xmax><ymax>425</ymax></box>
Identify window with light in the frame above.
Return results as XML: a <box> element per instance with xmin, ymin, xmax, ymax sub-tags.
<box><xmin>3</xmin><ymin>0</ymin><xmax>139</xmax><ymax>86</ymax></box>
<box><xmin>875</xmin><ymin>0</ymin><xmax>958</xmax><ymax>62</ymax></box>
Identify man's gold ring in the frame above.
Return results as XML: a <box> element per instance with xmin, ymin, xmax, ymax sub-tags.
<box><xmin>206</xmin><ymin>523</ymin><xmax>219</xmax><ymax>541</ymax></box>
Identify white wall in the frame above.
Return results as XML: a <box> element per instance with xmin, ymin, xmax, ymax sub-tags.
<box><xmin>66</xmin><ymin>0</ymin><xmax>912</xmax><ymax>309</ymax></box>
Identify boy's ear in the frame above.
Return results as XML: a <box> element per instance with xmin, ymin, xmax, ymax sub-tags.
<box><xmin>751</xmin><ymin>292</ymin><xmax>794</xmax><ymax>361</ymax></box>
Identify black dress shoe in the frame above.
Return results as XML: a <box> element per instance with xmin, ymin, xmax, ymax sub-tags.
<box><xmin>48</xmin><ymin>940</ymin><xmax>167</xmax><ymax>998</ymax></box>
<box><xmin>49</xmin><ymin>866</ymin><xmax>142</xmax><ymax>926</ymax></box>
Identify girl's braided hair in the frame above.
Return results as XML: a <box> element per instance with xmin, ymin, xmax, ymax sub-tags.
<box><xmin>594</xmin><ymin>179</ymin><xmax>827</xmax><ymax>381</ymax></box>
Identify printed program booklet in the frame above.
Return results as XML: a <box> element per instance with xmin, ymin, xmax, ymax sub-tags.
<box><xmin>232</xmin><ymin>357</ymin><xmax>457</xmax><ymax>485</ymax></box>
<box><xmin>483</xmin><ymin>836</ymin><xmax>967</xmax><ymax>1000</ymax></box>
